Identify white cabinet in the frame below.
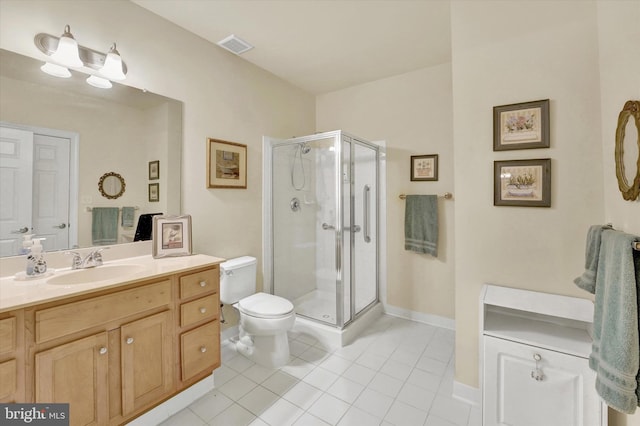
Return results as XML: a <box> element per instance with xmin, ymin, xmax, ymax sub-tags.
<box><xmin>480</xmin><ymin>285</ymin><xmax>607</xmax><ymax>426</ymax></box>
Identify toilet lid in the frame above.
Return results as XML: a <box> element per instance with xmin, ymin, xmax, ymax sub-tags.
<box><xmin>238</xmin><ymin>293</ymin><xmax>294</xmax><ymax>318</ymax></box>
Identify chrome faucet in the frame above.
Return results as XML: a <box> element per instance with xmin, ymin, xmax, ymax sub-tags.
<box><xmin>67</xmin><ymin>247</ymin><xmax>109</xmax><ymax>269</ymax></box>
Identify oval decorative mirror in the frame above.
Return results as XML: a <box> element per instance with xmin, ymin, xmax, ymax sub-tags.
<box><xmin>98</xmin><ymin>172</ymin><xmax>126</xmax><ymax>199</ymax></box>
<box><xmin>615</xmin><ymin>100</ymin><xmax>640</xmax><ymax>201</ymax></box>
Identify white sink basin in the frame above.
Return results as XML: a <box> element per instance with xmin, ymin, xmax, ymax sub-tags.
<box><xmin>46</xmin><ymin>264</ymin><xmax>146</xmax><ymax>285</ymax></box>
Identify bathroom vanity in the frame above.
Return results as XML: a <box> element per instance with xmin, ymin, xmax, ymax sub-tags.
<box><xmin>0</xmin><ymin>250</ymin><xmax>223</xmax><ymax>425</ymax></box>
<box><xmin>480</xmin><ymin>284</ymin><xmax>607</xmax><ymax>426</ymax></box>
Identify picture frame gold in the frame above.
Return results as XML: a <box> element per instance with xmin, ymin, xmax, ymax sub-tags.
<box><xmin>493</xmin><ymin>99</ymin><xmax>550</xmax><ymax>151</ymax></box>
<box><xmin>207</xmin><ymin>138</ymin><xmax>247</xmax><ymax>189</ymax></box>
<box><xmin>410</xmin><ymin>154</ymin><xmax>438</xmax><ymax>181</ymax></box>
<box><xmin>148</xmin><ymin>160</ymin><xmax>159</xmax><ymax>180</ymax></box>
<box><xmin>152</xmin><ymin>215</ymin><xmax>192</xmax><ymax>258</ymax></box>
<box><xmin>148</xmin><ymin>183</ymin><xmax>159</xmax><ymax>202</ymax></box>
<box><xmin>494</xmin><ymin>158</ymin><xmax>551</xmax><ymax>207</ymax></box>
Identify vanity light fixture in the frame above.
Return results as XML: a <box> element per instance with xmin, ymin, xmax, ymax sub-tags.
<box><xmin>98</xmin><ymin>43</ymin><xmax>126</xmax><ymax>81</ymax></box>
<box><xmin>86</xmin><ymin>75</ymin><xmax>112</xmax><ymax>89</ymax></box>
<box><xmin>34</xmin><ymin>26</ymin><xmax>128</xmax><ymax>87</ymax></box>
<box><xmin>49</xmin><ymin>25</ymin><xmax>83</xmax><ymax>68</ymax></box>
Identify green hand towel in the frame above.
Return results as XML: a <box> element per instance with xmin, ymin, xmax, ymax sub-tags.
<box><xmin>92</xmin><ymin>207</ymin><xmax>119</xmax><ymax>245</ymax></box>
<box><xmin>574</xmin><ymin>224</ymin><xmax>612</xmax><ymax>294</ymax></box>
<box><xmin>404</xmin><ymin>195</ymin><xmax>438</xmax><ymax>256</ymax></box>
<box><xmin>589</xmin><ymin>229</ymin><xmax>640</xmax><ymax>414</ymax></box>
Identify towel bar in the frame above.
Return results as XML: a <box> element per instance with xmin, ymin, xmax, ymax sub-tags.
<box><xmin>85</xmin><ymin>206</ymin><xmax>140</xmax><ymax>212</ymax></box>
<box><xmin>634</xmin><ymin>241</ymin><xmax>640</xmax><ymax>251</ymax></box>
<box><xmin>399</xmin><ymin>192</ymin><xmax>452</xmax><ymax>200</ymax></box>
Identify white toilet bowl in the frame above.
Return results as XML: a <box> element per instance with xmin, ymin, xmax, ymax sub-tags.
<box><xmin>234</xmin><ymin>292</ymin><xmax>295</xmax><ymax>368</ymax></box>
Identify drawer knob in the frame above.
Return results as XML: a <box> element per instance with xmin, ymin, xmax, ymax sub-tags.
<box><xmin>99</xmin><ymin>347</ymin><xmax>107</xmax><ymax>355</ymax></box>
<box><xmin>531</xmin><ymin>353</ymin><xmax>544</xmax><ymax>381</ymax></box>
<box><xmin>200</xmin><ymin>346</ymin><xmax>207</xmax><ymax>353</ymax></box>
<box><xmin>199</xmin><ymin>281</ymin><xmax>207</xmax><ymax>287</ymax></box>
<box><xmin>126</xmin><ymin>337</ymin><xmax>134</xmax><ymax>345</ymax></box>
<box><xmin>200</xmin><ymin>307</ymin><xmax>207</xmax><ymax>314</ymax></box>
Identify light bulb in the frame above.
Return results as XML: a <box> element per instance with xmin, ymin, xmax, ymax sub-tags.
<box><xmin>86</xmin><ymin>75</ymin><xmax>112</xmax><ymax>89</ymax></box>
<box><xmin>40</xmin><ymin>62</ymin><xmax>71</xmax><ymax>78</ymax></box>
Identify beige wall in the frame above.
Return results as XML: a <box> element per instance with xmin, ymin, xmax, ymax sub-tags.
<box><xmin>0</xmin><ymin>0</ymin><xmax>316</xmax><ymax>289</ymax></box>
<box><xmin>317</xmin><ymin>64</ymin><xmax>455</xmax><ymax>320</ymax></box>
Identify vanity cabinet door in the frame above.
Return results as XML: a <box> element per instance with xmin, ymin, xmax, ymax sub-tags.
<box><xmin>35</xmin><ymin>332</ymin><xmax>109</xmax><ymax>426</ymax></box>
<box><xmin>120</xmin><ymin>310</ymin><xmax>174</xmax><ymax>416</ymax></box>
<box><xmin>483</xmin><ymin>336</ymin><xmax>603</xmax><ymax>426</ymax></box>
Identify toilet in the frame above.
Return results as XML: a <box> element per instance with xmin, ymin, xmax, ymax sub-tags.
<box><xmin>220</xmin><ymin>256</ymin><xmax>295</xmax><ymax>368</ymax></box>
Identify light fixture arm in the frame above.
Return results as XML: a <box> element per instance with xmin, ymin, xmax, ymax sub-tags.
<box><xmin>34</xmin><ymin>32</ymin><xmax>128</xmax><ymax>75</ymax></box>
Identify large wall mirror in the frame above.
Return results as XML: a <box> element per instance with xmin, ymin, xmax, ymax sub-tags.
<box><xmin>0</xmin><ymin>49</ymin><xmax>183</xmax><ymax>257</ymax></box>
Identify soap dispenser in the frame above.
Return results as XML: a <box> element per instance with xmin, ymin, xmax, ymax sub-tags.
<box><xmin>19</xmin><ymin>234</ymin><xmax>34</xmax><ymax>255</ymax></box>
<box><xmin>26</xmin><ymin>238</ymin><xmax>47</xmax><ymax>276</ymax></box>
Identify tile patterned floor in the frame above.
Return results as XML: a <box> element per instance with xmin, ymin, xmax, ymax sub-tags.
<box><xmin>160</xmin><ymin>315</ymin><xmax>481</xmax><ymax>426</ymax></box>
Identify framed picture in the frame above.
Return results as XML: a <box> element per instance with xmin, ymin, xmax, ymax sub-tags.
<box><xmin>494</xmin><ymin>158</ymin><xmax>551</xmax><ymax>207</ymax></box>
<box><xmin>207</xmin><ymin>138</ymin><xmax>247</xmax><ymax>188</ymax></box>
<box><xmin>493</xmin><ymin>99</ymin><xmax>550</xmax><ymax>151</ymax></box>
<box><xmin>410</xmin><ymin>154</ymin><xmax>438</xmax><ymax>181</ymax></box>
<box><xmin>148</xmin><ymin>183</ymin><xmax>159</xmax><ymax>202</ymax></box>
<box><xmin>149</xmin><ymin>160</ymin><xmax>159</xmax><ymax>180</ymax></box>
<box><xmin>152</xmin><ymin>215</ymin><xmax>192</xmax><ymax>258</ymax></box>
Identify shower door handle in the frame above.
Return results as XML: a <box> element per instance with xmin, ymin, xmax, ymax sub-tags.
<box><xmin>363</xmin><ymin>185</ymin><xmax>371</xmax><ymax>243</ymax></box>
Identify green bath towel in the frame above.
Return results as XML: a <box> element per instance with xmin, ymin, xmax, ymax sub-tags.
<box><xmin>92</xmin><ymin>207</ymin><xmax>119</xmax><ymax>245</ymax></box>
<box><xmin>589</xmin><ymin>229</ymin><xmax>640</xmax><ymax>414</ymax></box>
<box><xmin>404</xmin><ymin>195</ymin><xmax>438</xmax><ymax>256</ymax></box>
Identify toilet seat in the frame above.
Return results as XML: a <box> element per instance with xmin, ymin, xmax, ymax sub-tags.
<box><xmin>238</xmin><ymin>292</ymin><xmax>294</xmax><ymax>319</ymax></box>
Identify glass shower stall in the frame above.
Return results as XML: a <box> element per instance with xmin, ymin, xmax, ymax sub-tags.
<box><xmin>264</xmin><ymin>130</ymin><xmax>379</xmax><ymax>328</ymax></box>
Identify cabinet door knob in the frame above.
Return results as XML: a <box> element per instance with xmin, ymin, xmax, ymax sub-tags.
<box><xmin>199</xmin><ymin>281</ymin><xmax>207</xmax><ymax>287</ymax></box>
<box><xmin>99</xmin><ymin>347</ymin><xmax>107</xmax><ymax>355</ymax></box>
<box><xmin>200</xmin><ymin>346</ymin><xmax>207</xmax><ymax>353</ymax></box>
<box><xmin>126</xmin><ymin>337</ymin><xmax>134</xmax><ymax>345</ymax></box>
<box><xmin>200</xmin><ymin>307</ymin><xmax>207</xmax><ymax>314</ymax></box>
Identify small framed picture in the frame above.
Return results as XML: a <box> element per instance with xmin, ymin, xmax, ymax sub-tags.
<box><xmin>149</xmin><ymin>160</ymin><xmax>160</xmax><ymax>180</ymax></box>
<box><xmin>410</xmin><ymin>154</ymin><xmax>438</xmax><ymax>181</ymax></box>
<box><xmin>152</xmin><ymin>215</ymin><xmax>192</xmax><ymax>258</ymax></box>
<box><xmin>207</xmin><ymin>138</ymin><xmax>247</xmax><ymax>188</ymax></box>
<box><xmin>494</xmin><ymin>158</ymin><xmax>551</xmax><ymax>207</ymax></box>
<box><xmin>148</xmin><ymin>183</ymin><xmax>159</xmax><ymax>202</ymax></box>
<box><xmin>493</xmin><ymin>99</ymin><xmax>550</xmax><ymax>151</ymax></box>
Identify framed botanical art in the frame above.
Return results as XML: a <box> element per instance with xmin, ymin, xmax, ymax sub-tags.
<box><xmin>148</xmin><ymin>183</ymin><xmax>159</xmax><ymax>202</ymax></box>
<box><xmin>207</xmin><ymin>138</ymin><xmax>247</xmax><ymax>188</ymax></box>
<box><xmin>152</xmin><ymin>215</ymin><xmax>192</xmax><ymax>258</ymax></box>
<box><xmin>494</xmin><ymin>158</ymin><xmax>551</xmax><ymax>207</ymax></box>
<box><xmin>410</xmin><ymin>154</ymin><xmax>438</xmax><ymax>181</ymax></box>
<box><xmin>149</xmin><ymin>160</ymin><xmax>159</xmax><ymax>180</ymax></box>
<box><xmin>493</xmin><ymin>99</ymin><xmax>550</xmax><ymax>151</ymax></box>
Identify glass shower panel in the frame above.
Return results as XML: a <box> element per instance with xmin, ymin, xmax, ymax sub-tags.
<box><xmin>341</xmin><ymin>137</ymin><xmax>351</xmax><ymax>326</ymax></box>
<box><xmin>272</xmin><ymin>136</ymin><xmax>339</xmax><ymax>326</ymax></box>
<box><xmin>353</xmin><ymin>141</ymin><xmax>378</xmax><ymax>315</ymax></box>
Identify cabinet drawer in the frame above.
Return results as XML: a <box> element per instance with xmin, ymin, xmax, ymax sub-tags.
<box><xmin>0</xmin><ymin>317</ymin><xmax>16</xmax><ymax>356</ymax></box>
<box><xmin>181</xmin><ymin>294</ymin><xmax>219</xmax><ymax>328</ymax></box>
<box><xmin>181</xmin><ymin>321</ymin><xmax>220</xmax><ymax>381</ymax></box>
<box><xmin>0</xmin><ymin>359</ymin><xmax>16</xmax><ymax>400</ymax></box>
<box><xmin>180</xmin><ymin>267</ymin><xmax>218</xmax><ymax>300</ymax></box>
<box><xmin>36</xmin><ymin>280</ymin><xmax>171</xmax><ymax>343</ymax></box>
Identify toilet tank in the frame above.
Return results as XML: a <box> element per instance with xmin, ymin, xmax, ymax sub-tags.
<box><xmin>220</xmin><ymin>256</ymin><xmax>257</xmax><ymax>304</ymax></box>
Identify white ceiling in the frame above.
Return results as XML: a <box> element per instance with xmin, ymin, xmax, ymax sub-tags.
<box><xmin>132</xmin><ymin>0</ymin><xmax>452</xmax><ymax>95</ymax></box>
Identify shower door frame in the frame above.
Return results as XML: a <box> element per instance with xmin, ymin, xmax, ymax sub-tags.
<box><xmin>263</xmin><ymin>131</ymin><xmax>380</xmax><ymax>329</ymax></box>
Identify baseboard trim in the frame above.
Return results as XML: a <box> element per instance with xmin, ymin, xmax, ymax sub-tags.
<box><xmin>382</xmin><ymin>303</ymin><xmax>456</xmax><ymax>330</ymax></box>
<box><xmin>452</xmin><ymin>380</ymin><xmax>481</xmax><ymax>406</ymax></box>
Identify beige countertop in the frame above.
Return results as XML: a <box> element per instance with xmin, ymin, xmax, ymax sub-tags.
<box><xmin>0</xmin><ymin>254</ymin><xmax>224</xmax><ymax>313</ymax></box>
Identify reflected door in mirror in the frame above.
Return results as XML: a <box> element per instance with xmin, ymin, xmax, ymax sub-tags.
<box><xmin>0</xmin><ymin>126</ymin><xmax>71</xmax><ymax>256</ymax></box>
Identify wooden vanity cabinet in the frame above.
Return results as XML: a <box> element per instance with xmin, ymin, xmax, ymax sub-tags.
<box><xmin>176</xmin><ymin>266</ymin><xmax>221</xmax><ymax>387</ymax></box>
<box><xmin>0</xmin><ymin>310</ymin><xmax>24</xmax><ymax>402</ymax></box>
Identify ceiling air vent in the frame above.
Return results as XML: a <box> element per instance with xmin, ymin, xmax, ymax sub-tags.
<box><xmin>217</xmin><ymin>35</ymin><xmax>254</xmax><ymax>55</ymax></box>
